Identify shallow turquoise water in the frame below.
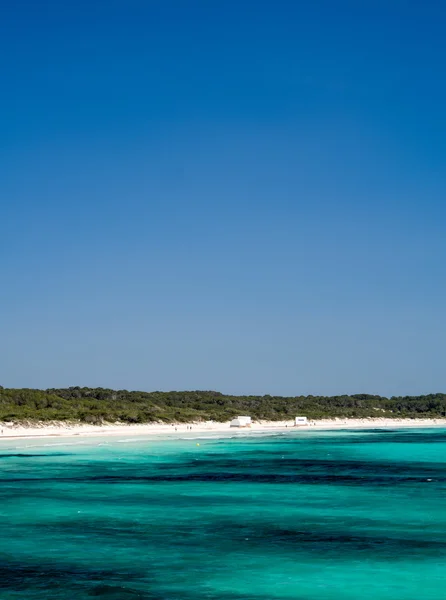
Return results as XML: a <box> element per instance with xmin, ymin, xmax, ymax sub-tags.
<box><xmin>1</xmin><ymin>428</ymin><xmax>446</xmax><ymax>599</ymax></box>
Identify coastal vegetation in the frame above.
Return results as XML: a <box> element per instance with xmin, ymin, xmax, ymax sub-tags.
<box><xmin>0</xmin><ymin>387</ymin><xmax>446</xmax><ymax>424</ymax></box>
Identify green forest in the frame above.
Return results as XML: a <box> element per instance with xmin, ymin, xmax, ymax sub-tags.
<box><xmin>0</xmin><ymin>387</ymin><xmax>446</xmax><ymax>424</ymax></box>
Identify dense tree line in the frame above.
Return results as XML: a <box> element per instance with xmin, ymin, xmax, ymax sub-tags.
<box><xmin>0</xmin><ymin>387</ymin><xmax>446</xmax><ymax>424</ymax></box>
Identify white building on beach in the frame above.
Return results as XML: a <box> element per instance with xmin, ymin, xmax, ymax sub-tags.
<box><xmin>295</xmin><ymin>416</ymin><xmax>308</xmax><ymax>426</ymax></box>
<box><xmin>230</xmin><ymin>416</ymin><xmax>252</xmax><ymax>428</ymax></box>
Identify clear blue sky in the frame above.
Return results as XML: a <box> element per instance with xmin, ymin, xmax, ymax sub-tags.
<box><xmin>1</xmin><ymin>1</ymin><xmax>445</xmax><ymax>396</ymax></box>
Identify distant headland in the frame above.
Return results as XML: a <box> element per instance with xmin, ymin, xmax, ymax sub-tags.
<box><xmin>0</xmin><ymin>386</ymin><xmax>445</xmax><ymax>425</ymax></box>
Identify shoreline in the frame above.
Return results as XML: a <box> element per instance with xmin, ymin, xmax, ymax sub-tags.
<box><xmin>1</xmin><ymin>418</ymin><xmax>446</xmax><ymax>440</ymax></box>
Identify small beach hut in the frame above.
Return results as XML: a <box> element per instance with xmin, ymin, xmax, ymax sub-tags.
<box><xmin>294</xmin><ymin>416</ymin><xmax>308</xmax><ymax>426</ymax></box>
<box><xmin>230</xmin><ymin>416</ymin><xmax>252</xmax><ymax>428</ymax></box>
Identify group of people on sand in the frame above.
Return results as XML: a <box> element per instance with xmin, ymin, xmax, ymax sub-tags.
<box><xmin>171</xmin><ymin>424</ymin><xmax>193</xmax><ymax>432</ymax></box>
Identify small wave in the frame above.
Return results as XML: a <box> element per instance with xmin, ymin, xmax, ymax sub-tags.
<box><xmin>41</xmin><ymin>441</ymin><xmax>87</xmax><ymax>447</ymax></box>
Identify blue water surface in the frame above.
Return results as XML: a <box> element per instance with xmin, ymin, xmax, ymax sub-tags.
<box><xmin>1</xmin><ymin>428</ymin><xmax>446</xmax><ymax>599</ymax></box>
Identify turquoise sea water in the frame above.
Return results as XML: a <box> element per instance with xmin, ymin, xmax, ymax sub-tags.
<box><xmin>1</xmin><ymin>428</ymin><xmax>446</xmax><ymax>599</ymax></box>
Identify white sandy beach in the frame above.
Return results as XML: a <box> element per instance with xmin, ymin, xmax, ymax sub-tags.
<box><xmin>1</xmin><ymin>418</ymin><xmax>446</xmax><ymax>440</ymax></box>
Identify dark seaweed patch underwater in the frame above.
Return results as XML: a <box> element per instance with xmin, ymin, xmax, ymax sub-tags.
<box><xmin>1</xmin><ymin>428</ymin><xmax>446</xmax><ymax>599</ymax></box>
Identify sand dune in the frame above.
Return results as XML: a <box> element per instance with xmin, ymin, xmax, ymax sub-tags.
<box><xmin>1</xmin><ymin>417</ymin><xmax>446</xmax><ymax>440</ymax></box>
